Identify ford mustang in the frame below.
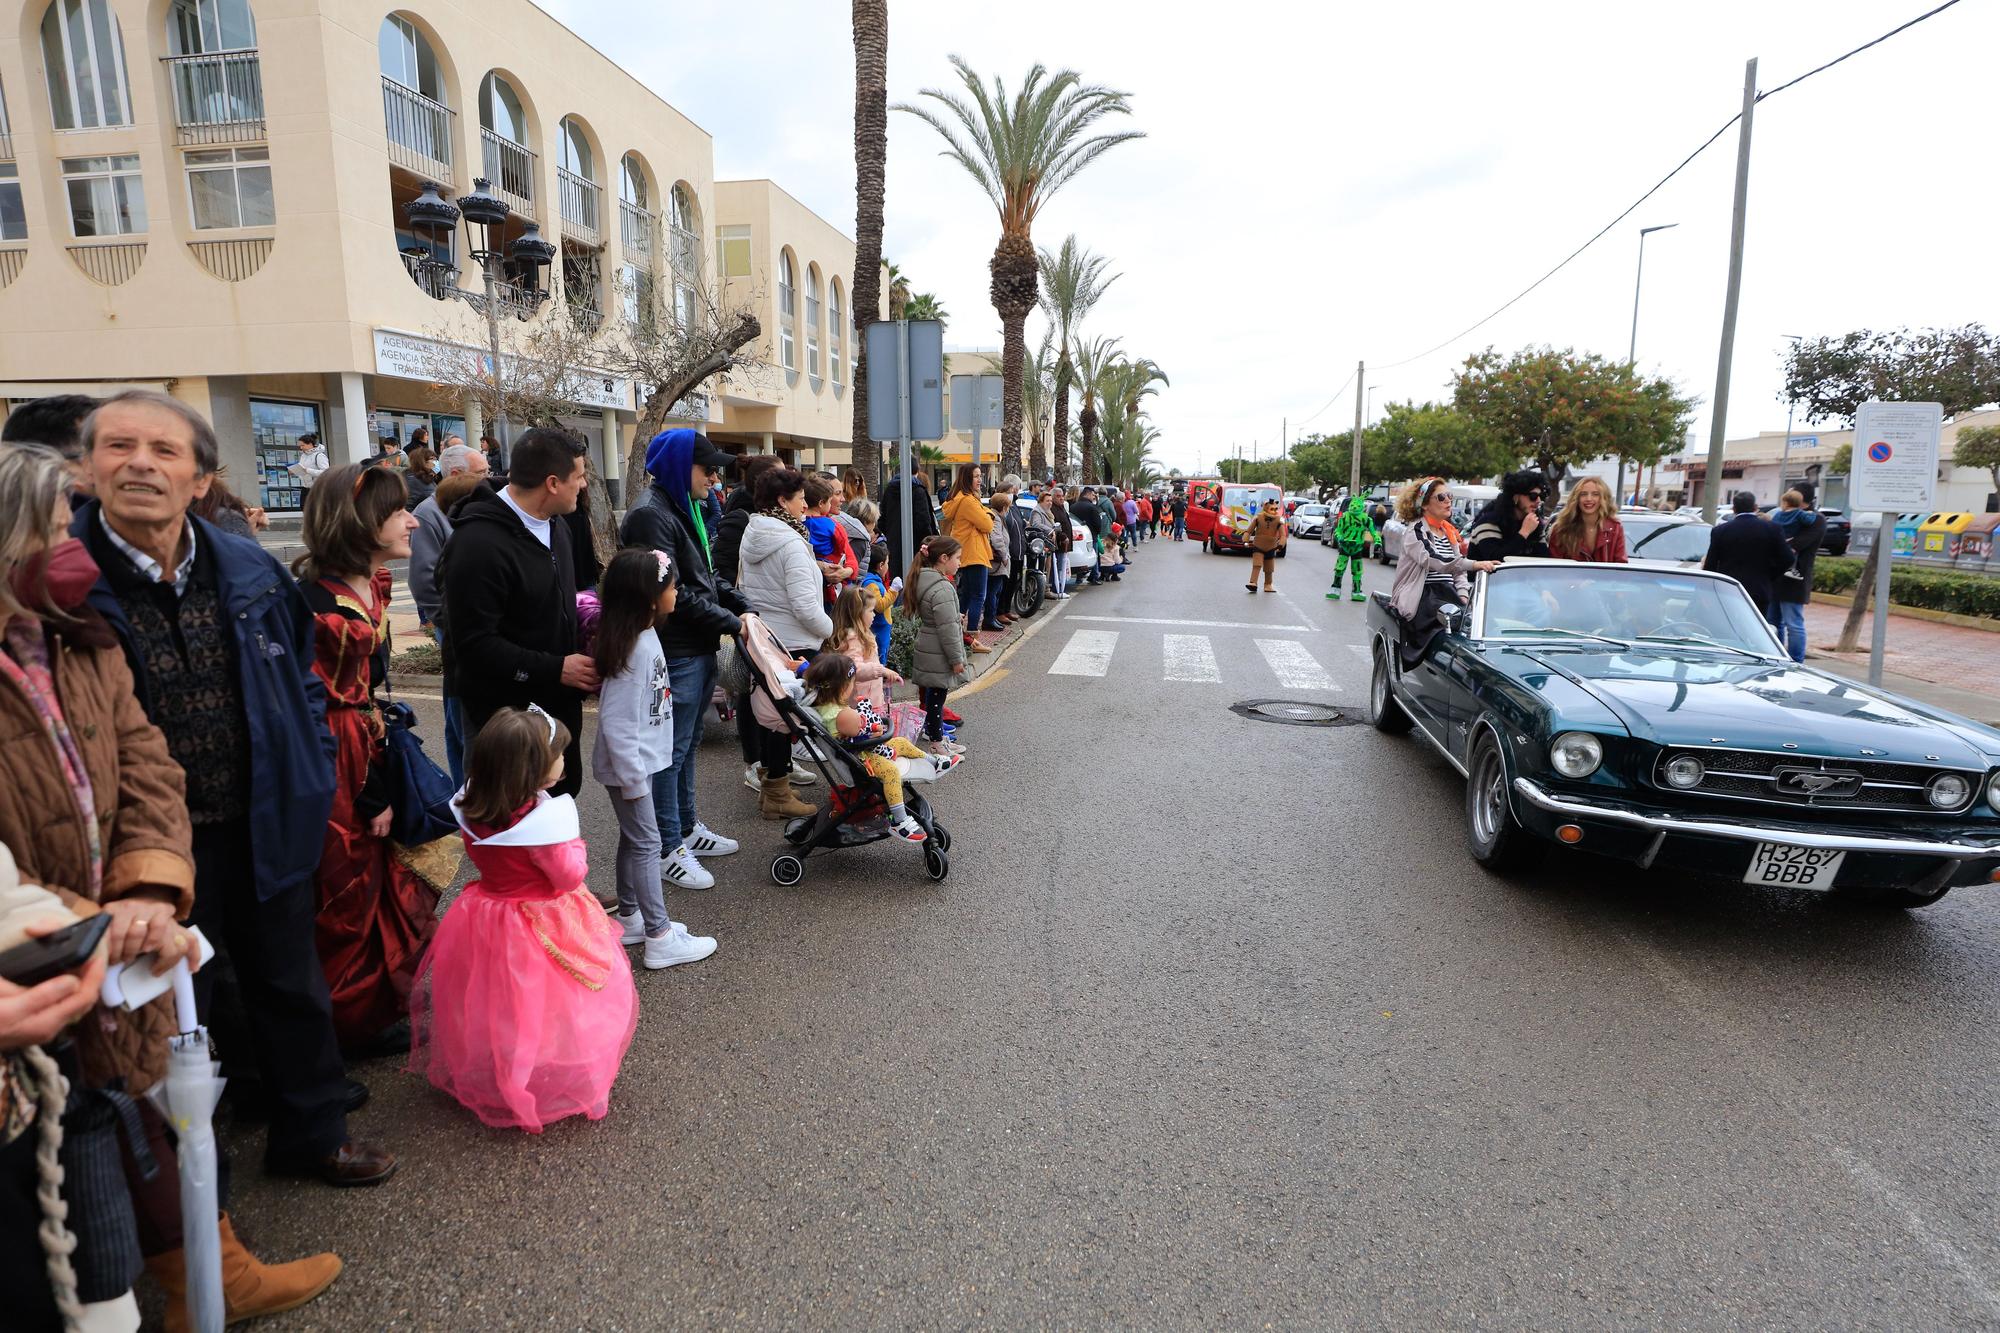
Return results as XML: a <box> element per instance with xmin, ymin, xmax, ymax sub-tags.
<box><xmin>1364</xmin><ymin>560</ymin><xmax>2000</xmax><ymax>909</ymax></box>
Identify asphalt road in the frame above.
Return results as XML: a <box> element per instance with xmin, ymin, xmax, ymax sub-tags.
<box><xmin>228</xmin><ymin>532</ymin><xmax>2000</xmax><ymax>1330</ymax></box>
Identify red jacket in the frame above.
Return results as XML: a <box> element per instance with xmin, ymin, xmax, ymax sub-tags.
<box><xmin>1137</xmin><ymin>498</ymin><xmax>1154</xmax><ymax>521</ymax></box>
<box><xmin>1550</xmin><ymin>517</ymin><xmax>1627</xmax><ymax>563</ymax></box>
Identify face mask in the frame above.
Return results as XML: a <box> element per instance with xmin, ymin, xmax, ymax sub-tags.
<box><xmin>10</xmin><ymin>538</ymin><xmax>100</xmax><ymax>614</ymax></box>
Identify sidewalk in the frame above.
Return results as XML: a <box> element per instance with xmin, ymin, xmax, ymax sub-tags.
<box><xmin>1801</xmin><ymin>600</ymin><xmax>2000</xmax><ymax>725</ymax></box>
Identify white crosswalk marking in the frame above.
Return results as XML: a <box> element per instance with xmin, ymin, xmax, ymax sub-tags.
<box><xmin>1162</xmin><ymin>634</ymin><xmax>1221</xmax><ymax>683</ymax></box>
<box><xmin>1049</xmin><ymin>629</ymin><xmax>1119</xmax><ymax>677</ymax></box>
<box><xmin>1255</xmin><ymin>638</ymin><xmax>1337</xmax><ymax>691</ymax></box>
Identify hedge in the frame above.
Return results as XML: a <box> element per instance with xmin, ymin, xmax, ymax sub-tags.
<box><xmin>1814</xmin><ymin>556</ymin><xmax>2000</xmax><ymax>619</ymax></box>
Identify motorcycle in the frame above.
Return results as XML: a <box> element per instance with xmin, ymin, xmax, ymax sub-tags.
<box><xmin>1014</xmin><ymin>532</ymin><xmax>1049</xmax><ymax>617</ymax></box>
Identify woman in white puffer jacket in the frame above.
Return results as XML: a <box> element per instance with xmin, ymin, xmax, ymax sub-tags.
<box><xmin>734</xmin><ymin>467</ymin><xmax>831</xmax><ymax>817</ymax></box>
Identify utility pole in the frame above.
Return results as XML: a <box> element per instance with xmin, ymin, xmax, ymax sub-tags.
<box><xmin>1347</xmin><ymin>361</ymin><xmax>1365</xmax><ymax>498</ymax></box>
<box><xmin>1281</xmin><ymin>417</ymin><xmax>1288</xmax><ymax>495</ymax></box>
<box><xmin>1701</xmin><ymin>58</ymin><xmax>1758</xmax><ymax>524</ymax></box>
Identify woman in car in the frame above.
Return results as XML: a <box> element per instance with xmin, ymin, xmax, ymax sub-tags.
<box><xmin>1546</xmin><ymin>476</ymin><xmax>1627</xmax><ymax>563</ymax></box>
<box><xmin>1390</xmin><ymin>477</ymin><xmax>1498</xmax><ymax>663</ymax></box>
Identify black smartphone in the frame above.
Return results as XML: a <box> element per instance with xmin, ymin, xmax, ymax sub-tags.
<box><xmin>0</xmin><ymin>914</ymin><xmax>112</xmax><ymax>988</ymax></box>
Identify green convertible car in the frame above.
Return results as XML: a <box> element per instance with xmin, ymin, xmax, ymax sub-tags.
<box><xmin>1365</xmin><ymin>560</ymin><xmax>2000</xmax><ymax>909</ymax></box>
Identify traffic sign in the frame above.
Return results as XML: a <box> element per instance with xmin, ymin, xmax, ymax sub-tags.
<box><xmin>1849</xmin><ymin>400</ymin><xmax>1941</xmax><ymax>513</ymax></box>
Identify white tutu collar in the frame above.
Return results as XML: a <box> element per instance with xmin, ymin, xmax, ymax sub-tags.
<box><xmin>450</xmin><ymin>790</ymin><xmax>581</xmax><ymax>847</ymax></box>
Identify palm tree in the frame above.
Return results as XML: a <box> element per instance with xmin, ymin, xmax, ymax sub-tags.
<box><xmin>903</xmin><ymin>291</ymin><xmax>947</xmax><ymax>323</ymax></box>
<box><xmin>1022</xmin><ymin>330</ymin><xmax>1056</xmax><ymax>478</ymax></box>
<box><xmin>884</xmin><ymin>261</ymin><xmax>912</xmax><ymax>319</ymax></box>
<box><xmin>898</xmin><ymin>58</ymin><xmax>1142</xmax><ymax>477</ymax></box>
<box><xmin>1038</xmin><ymin>235</ymin><xmax>1118</xmax><ymax>486</ymax></box>
<box><xmin>1112</xmin><ymin>356</ymin><xmax>1169</xmax><ymax>464</ymax></box>
<box><xmin>850</xmin><ymin>0</ymin><xmax>888</xmax><ymax>494</ymax></box>
<box><xmin>1072</xmin><ymin>335</ymin><xmax>1122</xmax><ymax>487</ymax></box>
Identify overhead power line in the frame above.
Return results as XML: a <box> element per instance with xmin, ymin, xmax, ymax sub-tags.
<box><xmin>1293</xmin><ymin>366</ymin><xmax>1358</xmax><ymax>429</ymax></box>
<box><xmin>1369</xmin><ymin>0</ymin><xmax>1967</xmax><ymax>375</ymax></box>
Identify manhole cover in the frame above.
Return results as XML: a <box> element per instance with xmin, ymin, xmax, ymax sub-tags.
<box><xmin>1229</xmin><ymin>699</ymin><xmax>1360</xmax><ymax>727</ymax></box>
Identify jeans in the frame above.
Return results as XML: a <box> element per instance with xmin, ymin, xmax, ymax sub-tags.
<box><xmin>956</xmin><ymin>563</ymin><xmax>990</xmax><ymax>632</ymax></box>
<box><xmin>1172</xmin><ymin>517</ymin><xmax>1186</xmax><ymax>539</ymax></box>
<box><xmin>652</xmin><ymin>652</ymin><xmax>717</xmax><ymax>850</ymax></box>
<box><xmin>985</xmin><ymin>572</ymin><xmax>1011</xmax><ymax>626</ymax></box>
<box><xmin>434</xmin><ymin>626</ymin><xmax>464</xmax><ymax>788</ymax></box>
<box><xmin>611</xmin><ymin>788</ymin><xmax>668</xmax><ymax>935</ymax></box>
<box><xmin>1778</xmin><ymin>601</ymin><xmax>1807</xmax><ymax>662</ymax></box>
<box><xmin>1053</xmin><ymin>552</ymin><xmax>1069</xmax><ymax>595</ymax></box>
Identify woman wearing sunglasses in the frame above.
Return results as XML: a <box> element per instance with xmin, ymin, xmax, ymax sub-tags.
<box><xmin>1390</xmin><ymin>478</ymin><xmax>1499</xmax><ymax>665</ymax></box>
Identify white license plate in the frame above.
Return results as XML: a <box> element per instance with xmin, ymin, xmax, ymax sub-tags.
<box><xmin>1742</xmin><ymin>842</ymin><xmax>1846</xmax><ymax>890</ymax></box>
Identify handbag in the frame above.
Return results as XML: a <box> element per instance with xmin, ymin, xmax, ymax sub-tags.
<box><xmin>380</xmin><ymin>699</ymin><xmax>458</xmax><ymax>846</ymax></box>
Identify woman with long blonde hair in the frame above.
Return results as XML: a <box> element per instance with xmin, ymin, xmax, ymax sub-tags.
<box><xmin>1546</xmin><ymin>476</ymin><xmax>1627</xmax><ymax>563</ymax></box>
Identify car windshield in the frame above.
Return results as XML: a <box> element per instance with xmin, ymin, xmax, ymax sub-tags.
<box><xmin>1625</xmin><ymin>518</ymin><xmax>1712</xmax><ymax>563</ymax></box>
<box><xmin>1479</xmin><ymin>565</ymin><xmax>1779</xmax><ymax>654</ymax></box>
<box><xmin>1223</xmin><ymin>487</ymin><xmax>1276</xmax><ymax>510</ymax></box>
<box><xmin>1299</xmin><ymin>505</ymin><xmax>1328</xmax><ymax>516</ymax></box>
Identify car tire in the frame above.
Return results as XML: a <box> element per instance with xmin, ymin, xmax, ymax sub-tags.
<box><xmin>1368</xmin><ymin>643</ymin><xmax>1414</xmax><ymax>735</ymax></box>
<box><xmin>1465</xmin><ymin>730</ymin><xmax>1542</xmax><ymax>873</ymax></box>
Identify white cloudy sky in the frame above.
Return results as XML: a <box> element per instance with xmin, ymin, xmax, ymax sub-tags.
<box><xmin>538</xmin><ymin>0</ymin><xmax>1997</xmax><ymax>475</ymax></box>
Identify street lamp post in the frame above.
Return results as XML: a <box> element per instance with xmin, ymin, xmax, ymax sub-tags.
<box><xmin>1620</xmin><ymin>222</ymin><xmax>1678</xmax><ymax>506</ymax></box>
<box><xmin>403</xmin><ymin>178</ymin><xmax>555</xmax><ymax>461</ymax></box>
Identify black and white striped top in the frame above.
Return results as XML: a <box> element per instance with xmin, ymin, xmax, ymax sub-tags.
<box><xmin>1418</xmin><ymin>523</ymin><xmax>1461</xmax><ymax>591</ymax></box>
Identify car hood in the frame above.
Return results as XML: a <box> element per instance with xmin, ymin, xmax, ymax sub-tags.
<box><xmin>1518</xmin><ymin>649</ymin><xmax>2000</xmax><ymax>766</ymax></box>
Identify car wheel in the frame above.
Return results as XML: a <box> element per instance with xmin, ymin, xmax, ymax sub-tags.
<box><xmin>1369</xmin><ymin>643</ymin><xmax>1414</xmax><ymax>735</ymax></box>
<box><xmin>1465</xmin><ymin>730</ymin><xmax>1542</xmax><ymax>872</ymax></box>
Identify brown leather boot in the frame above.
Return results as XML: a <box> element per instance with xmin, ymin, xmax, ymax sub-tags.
<box><xmin>760</xmin><ymin>774</ymin><xmax>815</xmax><ymax>820</ymax></box>
<box><xmin>148</xmin><ymin>1215</ymin><xmax>343</xmax><ymax>1330</ymax></box>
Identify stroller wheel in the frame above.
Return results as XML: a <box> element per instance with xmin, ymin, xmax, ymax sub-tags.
<box><xmin>770</xmin><ymin>855</ymin><xmax>805</xmax><ymax>887</ymax></box>
<box><xmin>923</xmin><ymin>845</ymin><xmax>949</xmax><ymax>882</ymax></box>
<box><xmin>930</xmin><ymin>824</ymin><xmax>951</xmax><ymax>854</ymax></box>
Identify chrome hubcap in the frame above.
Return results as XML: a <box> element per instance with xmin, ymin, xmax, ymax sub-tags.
<box><xmin>1471</xmin><ymin>751</ymin><xmax>1505</xmax><ymax>845</ymax></box>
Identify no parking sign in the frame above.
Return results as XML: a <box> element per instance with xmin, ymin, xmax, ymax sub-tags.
<box><xmin>1849</xmin><ymin>401</ymin><xmax>1941</xmax><ymax>513</ymax></box>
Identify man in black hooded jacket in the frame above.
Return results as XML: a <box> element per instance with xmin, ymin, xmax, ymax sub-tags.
<box><xmin>1465</xmin><ymin>470</ymin><xmax>1551</xmax><ymax>562</ymax></box>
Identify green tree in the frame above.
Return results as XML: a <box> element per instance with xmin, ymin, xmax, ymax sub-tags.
<box><xmin>898</xmin><ymin>59</ymin><xmax>1143</xmax><ymax>476</ymax></box>
<box><xmin>1783</xmin><ymin>327</ymin><xmax>2000</xmax><ymax>651</ymax></box>
<box><xmin>1285</xmin><ymin>438</ymin><xmax>1347</xmax><ymax>495</ymax></box>
<box><xmin>1022</xmin><ymin>330</ymin><xmax>1056</xmax><ymax>479</ymax></box>
<box><xmin>1073</xmin><ymin>335</ymin><xmax>1121</xmax><ymax>486</ymax></box>
<box><xmin>1828</xmin><ymin>441</ymin><xmax>1852</xmax><ymax>477</ymax></box>
<box><xmin>1452</xmin><ymin>346</ymin><xmax>1694</xmax><ymax>486</ymax></box>
<box><xmin>904</xmin><ymin>291</ymin><xmax>947</xmax><ymax>323</ymax></box>
<box><xmin>1368</xmin><ymin>400</ymin><xmax>1518</xmax><ymax>484</ymax></box>
<box><xmin>1950</xmin><ymin>424</ymin><xmax>2000</xmax><ymax>498</ymax></box>
<box><xmin>1038</xmin><ymin>235</ymin><xmax>1119</xmax><ymax>485</ymax></box>
<box><xmin>849</xmin><ymin>0</ymin><xmax>888</xmax><ymax>493</ymax></box>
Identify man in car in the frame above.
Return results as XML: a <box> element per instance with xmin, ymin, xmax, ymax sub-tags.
<box><xmin>1466</xmin><ymin>470</ymin><xmax>1550</xmax><ymax>562</ymax></box>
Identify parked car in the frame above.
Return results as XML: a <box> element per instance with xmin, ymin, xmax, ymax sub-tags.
<box><xmin>1363</xmin><ymin>559</ymin><xmax>2000</xmax><ymax>908</ymax></box>
<box><xmin>1376</xmin><ymin>514</ymin><xmax>1407</xmax><ymax>566</ymax></box>
<box><xmin>1622</xmin><ymin>513</ymin><xmax>1713</xmax><ymax>568</ymax></box>
<box><xmin>1290</xmin><ymin>503</ymin><xmax>1330</xmax><ymax>539</ymax></box>
<box><xmin>1820</xmin><ymin>509</ymin><xmax>1851</xmax><ymax>556</ymax></box>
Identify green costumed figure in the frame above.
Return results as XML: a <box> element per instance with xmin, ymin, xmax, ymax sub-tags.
<box><xmin>1327</xmin><ymin>496</ymin><xmax>1378</xmax><ymax>601</ymax></box>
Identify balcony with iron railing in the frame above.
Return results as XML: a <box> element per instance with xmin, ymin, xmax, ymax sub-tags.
<box><xmin>382</xmin><ymin>77</ymin><xmax>454</xmax><ymax>184</ymax></box>
<box><xmin>163</xmin><ymin>51</ymin><xmax>264</xmax><ymax>145</ymax></box>
<box><xmin>668</xmin><ymin>223</ymin><xmax>699</xmax><ymax>280</ymax></box>
<box><xmin>618</xmin><ymin>200</ymin><xmax>655</xmax><ymax>262</ymax></box>
<box><xmin>480</xmin><ymin>129</ymin><xmax>536</xmax><ymax>219</ymax></box>
<box><xmin>0</xmin><ymin>127</ymin><xmax>13</xmax><ymax>161</ymax></box>
<box><xmin>557</xmin><ymin>167</ymin><xmax>601</xmax><ymax>246</ymax></box>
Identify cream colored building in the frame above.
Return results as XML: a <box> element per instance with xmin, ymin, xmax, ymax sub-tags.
<box><xmin>1677</xmin><ymin>408</ymin><xmax>2000</xmax><ymax>514</ymax></box>
<box><xmin>0</xmin><ymin>0</ymin><xmax>867</xmax><ymax>511</ymax></box>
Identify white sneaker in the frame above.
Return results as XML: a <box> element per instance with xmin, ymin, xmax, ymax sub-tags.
<box><xmin>643</xmin><ymin>925</ymin><xmax>716</xmax><ymax>969</ymax></box>
<box><xmin>890</xmin><ymin>815</ymin><xmax>928</xmax><ymax>842</ymax></box>
<box><xmin>685</xmin><ymin>822</ymin><xmax>739</xmax><ymax>857</ymax></box>
<box><xmin>615</xmin><ymin>909</ymin><xmax>646</xmax><ymax>945</ymax></box>
<box><xmin>743</xmin><ymin>763</ymin><xmax>764</xmax><ymax>791</ymax></box>
<box><xmin>662</xmin><ymin>846</ymin><xmax>715</xmax><ymax>890</ymax></box>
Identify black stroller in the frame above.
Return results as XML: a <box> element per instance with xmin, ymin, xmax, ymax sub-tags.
<box><xmin>738</xmin><ymin>613</ymin><xmax>952</xmax><ymax>884</ymax></box>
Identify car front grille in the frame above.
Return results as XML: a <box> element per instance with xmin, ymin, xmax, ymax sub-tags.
<box><xmin>1654</xmin><ymin>747</ymin><xmax>1979</xmax><ymax>814</ymax></box>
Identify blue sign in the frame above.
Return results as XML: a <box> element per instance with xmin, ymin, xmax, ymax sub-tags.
<box><xmin>1868</xmin><ymin>441</ymin><xmax>1893</xmax><ymax>463</ymax></box>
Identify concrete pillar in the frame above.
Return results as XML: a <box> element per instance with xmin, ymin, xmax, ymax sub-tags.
<box><xmin>600</xmin><ymin>409</ymin><xmax>622</xmax><ymax>482</ymax></box>
<box><xmin>813</xmin><ymin>437</ymin><xmax>824</xmax><ymax>471</ymax></box>
<box><xmin>465</xmin><ymin>398</ymin><xmax>484</xmax><ymax>448</ymax></box>
<box><xmin>761</xmin><ymin>432</ymin><xmax>774</xmax><ymax>457</ymax></box>
<box><xmin>328</xmin><ymin>372</ymin><xmax>371</xmax><ymax>464</ymax></box>
<box><xmin>204</xmin><ymin>376</ymin><xmax>255</xmax><ymax>491</ymax></box>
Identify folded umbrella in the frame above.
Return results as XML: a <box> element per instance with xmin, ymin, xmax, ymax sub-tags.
<box><xmin>148</xmin><ymin>963</ymin><xmax>226</xmax><ymax>1333</ymax></box>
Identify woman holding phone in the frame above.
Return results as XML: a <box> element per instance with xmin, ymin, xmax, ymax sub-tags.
<box><xmin>0</xmin><ymin>446</ymin><xmax>340</xmax><ymax>1329</ymax></box>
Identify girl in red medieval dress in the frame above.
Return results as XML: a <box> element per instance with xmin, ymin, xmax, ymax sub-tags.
<box><xmin>294</xmin><ymin>464</ymin><xmax>439</xmax><ymax>1052</ymax></box>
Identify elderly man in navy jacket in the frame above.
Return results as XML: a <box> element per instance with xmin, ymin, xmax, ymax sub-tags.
<box><xmin>1703</xmin><ymin>490</ymin><xmax>1797</xmax><ymax>624</ymax></box>
<box><xmin>74</xmin><ymin>390</ymin><xmax>393</xmax><ymax>1189</ymax></box>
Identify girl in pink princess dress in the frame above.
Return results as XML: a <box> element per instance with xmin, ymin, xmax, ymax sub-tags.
<box><xmin>409</xmin><ymin>704</ymin><xmax>637</xmax><ymax>1131</ymax></box>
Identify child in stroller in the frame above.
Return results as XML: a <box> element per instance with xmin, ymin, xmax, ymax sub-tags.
<box><xmin>738</xmin><ymin>613</ymin><xmax>959</xmax><ymax>884</ymax></box>
<box><xmin>802</xmin><ymin>655</ymin><xmax>960</xmax><ymax>840</ymax></box>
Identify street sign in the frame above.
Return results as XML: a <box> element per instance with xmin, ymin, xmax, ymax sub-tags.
<box><xmin>1849</xmin><ymin>400</ymin><xmax>1941</xmax><ymax>512</ymax></box>
<box><xmin>864</xmin><ymin>319</ymin><xmax>944</xmax><ymax>442</ymax></box>
<box><xmin>949</xmin><ymin>374</ymin><xmax>1003</xmax><ymax>431</ymax></box>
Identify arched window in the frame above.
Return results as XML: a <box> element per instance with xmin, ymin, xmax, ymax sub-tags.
<box><xmin>556</xmin><ymin>117</ymin><xmax>591</xmax><ymax>179</ymax></box>
<box><xmin>828</xmin><ymin>281</ymin><xmax>844</xmax><ymax>386</ymax></box>
<box><xmin>777</xmin><ymin>252</ymin><xmax>796</xmax><ymax>372</ymax></box>
<box><xmin>169</xmin><ymin>0</ymin><xmax>255</xmax><ymax>54</ymax></box>
<box><xmin>167</xmin><ymin>0</ymin><xmax>262</xmax><ymax>141</ymax></box>
<box><xmin>479</xmin><ymin>73</ymin><xmax>526</xmax><ymax>144</ymax></box>
<box><xmin>41</xmin><ymin>0</ymin><xmax>134</xmax><ymax>130</ymax></box>
<box><xmin>805</xmin><ymin>267</ymin><xmax>822</xmax><ymax>382</ymax></box>
<box><xmin>378</xmin><ymin>14</ymin><xmax>442</xmax><ymax>100</ymax></box>
<box><xmin>668</xmin><ymin>182</ymin><xmax>697</xmax><ymax>328</ymax></box>
<box><xmin>619</xmin><ymin>154</ymin><xmax>647</xmax><ymax>208</ymax></box>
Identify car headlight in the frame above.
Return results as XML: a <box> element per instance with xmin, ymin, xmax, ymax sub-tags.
<box><xmin>1987</xmin><ymin>771</ymin><xmax>2000</xmax><ymax>811</ymax></box>
<box><xmin>1929</xmin><ymin>774</ymin><xmax>1972</xmax><ymax>810</ymax></box>
<box><xmin>1549</xmin><ymin>731</ymin><xmax>1603</xmax><ymax>779</ymax></box>
<box><xmin>1663</xmin><ymin>754</ymin><xmax>1706</xmax><ymax>789</ymax></box>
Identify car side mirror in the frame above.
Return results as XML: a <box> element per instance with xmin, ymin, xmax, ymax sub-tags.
<box><xmin>1438</xmin><ymin>603</ymin><xmax>1464</xmax><ymax>634</ymax></box>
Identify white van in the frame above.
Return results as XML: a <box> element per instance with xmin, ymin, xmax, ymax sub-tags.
<box><xmin>1449</xmin><ymin>483</ymin><xmax>1500</xmax><ymax>531</ymax></box>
